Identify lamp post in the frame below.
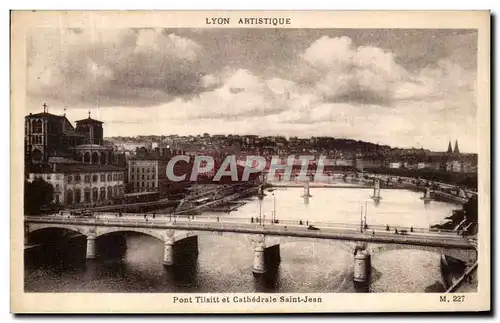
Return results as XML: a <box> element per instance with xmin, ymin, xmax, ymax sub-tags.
<box><xmin>364</xmin><ymin>201</ymin><xmax>367</xmax><ymax>230</ymax></box>
<box><xmin>272</xmin><ymin>193</ymin><xmax>276</xmax><ymax>223</ymax></box>
<box><xmin>257</xmin><ymin>185</ymin><xmax>265</xmax><ymax>226</ymax></box>
<box><xmin>360</xmin><ymin>205</ymin><xmax>364</xmax><ymax>233</ymax></box>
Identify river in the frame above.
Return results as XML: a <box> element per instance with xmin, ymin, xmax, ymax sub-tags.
<box><xmin>25</xmin><ymin>187</ymin><xmax>462</xmax><ymax>293</ymax></box>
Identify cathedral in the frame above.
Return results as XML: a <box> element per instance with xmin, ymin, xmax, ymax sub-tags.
<box><xmin>25</xmin><ymin>104</ymin><xmax>113</xmax><ymax>168</ymax></box>
<box><xmin>25</xmin><ymin>103</ymin><xmax>126</xmax><ymax>207</ymax></box>
<box><xmin>446</xmin><ymin>140</ymin><xmax>460</xmax><ymax>155</ymax></box>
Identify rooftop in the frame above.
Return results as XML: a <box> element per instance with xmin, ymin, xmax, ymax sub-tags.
<box><xmin>75</xmin><ymin>144</ymin><xmax>112</xmax><ymax>150</ymax></box>
<box><xmin>31</xmin><ymin>163</ymin><xmax>125</xmax><ymax>174</ymax></box>
<box><xmin>25</xmin><ymin>112</ymin><xmax>62</xmax><ymax>119</ymax></box>
<box><xmin>75</xmin><ymin>116</ymin><xmax>103</xmax><ymax>124</ymax></box>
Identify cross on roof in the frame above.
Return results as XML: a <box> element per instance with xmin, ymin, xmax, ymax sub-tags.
<box><xmin>88</xmin><ymin>111</ymin><xmax>91</xmax><ymax>119</ymax></box>
<box><xmin>42</xmin><ymin>102</ymin><xmax>47</xmax><ymax>112</ymax></box>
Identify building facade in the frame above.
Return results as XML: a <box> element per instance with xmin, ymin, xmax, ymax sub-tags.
<box><xmin>28</xmin><ymin>164</ymin><xmax>125</xmax><ymax>206</ymax></box>
<box><xmin>25</xmin><ymin>109</ymin><xmax>85</xmax><ymax>164</ymax></box>
<box><xmin>75</xmin><ymin>115</ymin><xmax>104</xmax><ymax>145</ymax></box>
<box><xmin>127</xmin><ymin>159</ymin><xmax>167</xmax><ymax>193</ymax></box>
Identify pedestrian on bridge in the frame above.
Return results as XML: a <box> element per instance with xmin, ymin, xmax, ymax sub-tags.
<box><xmin>386</xmin><ymin>225</ymin><xmax>390</xmax><ymax>231</ymax></box>
<box><xmin>152</xmin><ymin>213</ymin><xmax>156</xmax><ymax>219</ymax></box>
<box><xmin>251</xmin><ymin>217</ymin><xmax>254</xmax><ymax>223</ymax></box>
<box><xmin>410</xmin><ymin>226</ymin><xmax>413</xmax><ymax>233</ymax></box>
<box><xmin>372</xmin><ymin>229</ymin><xmax>375</xmax><ymax>236</ymax></box>
<box><xmin>299</xmin><ymin>220</ymin><xmax>303</xmax><ymax>225</ymax></box>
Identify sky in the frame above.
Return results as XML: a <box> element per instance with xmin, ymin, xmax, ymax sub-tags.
<box><xmin>26</xmin><ymin>28</ymin><xmax>478</xmax><ymax>152</ymax></box>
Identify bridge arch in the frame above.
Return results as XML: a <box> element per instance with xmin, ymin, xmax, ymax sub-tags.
<box><xmin>267</xmin><ymin>236</ymin><xmax>356</xmax><ymax>254</ymax></box>
<box><xmin>367</xmin><ymin>243</ymin><xmax>476</xmax><ymax>263</ymax></box>
<box><xmin>171</xmin><ymin>229</ymin><xmax>259</xmax><ymax>247</ymax></box>
<box><xmin>27</xmin><ymin>223</ymin><xmax>90</xmax><ymax>238</ymax></box>
<box><xmin>95</xmin><ymin>227</ymin><xmax>166</xmax><ymax>242</ymax></box>
<box><xmin>169</xmin><ymin>229</ymin><xmax>357</xmax><ymax>254</ymax></box>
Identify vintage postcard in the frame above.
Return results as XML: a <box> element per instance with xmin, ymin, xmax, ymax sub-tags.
<box><xmin>10</xmin><ymin>10</ymin><xmax>490</xmax><ymax>313</ymax></box>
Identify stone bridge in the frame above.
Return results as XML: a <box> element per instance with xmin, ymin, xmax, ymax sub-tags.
<box><xmin>25</xmin><ymin>216</ymin><xmax>477</xmax><ymax>280</ymax></box>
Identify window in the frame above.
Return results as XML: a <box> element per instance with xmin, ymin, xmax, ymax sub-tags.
<box><xmin>66</xmin><ymin>190</ymin><xmax>73</xmax><ymax>205</ymax></box>
<box><xmin>67</xmin><ymin>176</ymin><xmax>73</xmax><ymax>184</ymax></box>
<box><xmin>92</xmin><ymin>175</ymin><xmax>98</xmax><ymax>182</ymax></box>
<box><xmin>113</xmin><ymin>174</ymin><xmax>117</xmax><ymax>181</ymax></box>
<box><xmin>107</xmin><ymin>174</ymin><xmax>112</xmax><ymax>181</ymax></box>
<box><xmin>47</xmin><ymin>175</ymin><xmax>51</xmax><ymax>180</ymax></box>
<box><xmin>147</xmin><ymin>175</ymin><xmax>150</xmax><ymax>180</ymax></box>
<box><xmin>56</xmin><ymin>174</ymin><xmax>61</xmax><ymax>180</ymax></box>
<box><xmin>147</xmin><ymin>168</ymin><xmax>150</xmax><ymax>173</ymax></box>
<box><xmin>152</xmin><ymin>183</ymin><xmax>155</xmax><ymax>188</ymax></box>
<box><xmin>84</xmin><ymin>189</ymin><xmax>91</xmax><ymax>202</ymax></box>
<box><xmin>100</xmin><ymin>174</ymin><xmax>105</xmax><ymax>182</ymax></box>
<box><xmin>75</xmin><ymin>175</ymin><xmax>81</xmax><ymax>183</ymax></box>
<box><xmin>131</xmin><ymin>174</ymin><xmax>134</xmax><ymax>180</ymax></box>
<box><xmin>142</xmin><ymin>175</ymin><xmax>145</xmax><ymax>180</ymax></box>
<box><xmin>75</xmin><ymin>189</ymin><xmax>81</xmax><ymax>203</ymax></box>
<box><xmin>152</xmin><ymin>174</ymin><xmax>155</xmax><ymax>180</ymax></box>
<box><xmin>84</xmin><ymin>175</ymin><xmax>90</xmax><ymax>183</ymax></box>
<box><xmin>141</xmin><ymin>182</ymin><xmax>145</xmax><ymax>187</ymax></box>
<box><xmin>55</xmin><ymin>184</ymin><xmax>60</xmax><ymax>191</ymax></box>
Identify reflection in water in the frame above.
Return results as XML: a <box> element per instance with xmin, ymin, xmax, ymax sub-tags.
<box><xmin>25</xmin><ymin>187</ymin><xmax>463</xmax><ymax>293</ymax></box>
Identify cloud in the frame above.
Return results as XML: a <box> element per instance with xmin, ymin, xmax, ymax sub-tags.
<box><xmin>26</xmin><ymin>29</ymin><xmax>478</xmax><ymax>152</ymax></box>
<box><xmin>28</xmin><ymin>28</ymin><xmax>207</xmax><ymax>107</ymax></box>
<box><xmin>296</xmin><ymin>35</ymin><xmax>476</xmax><ymax>112</ymax></box>
<box><xmin>297</xmin><ymin>36</ymin><xmax>410</xmax><ymax>106</ymax></box>
<box><xmin>164</xmin><ymin>69</ymin><xmax>293</xmax><ymax>121</ymax></box>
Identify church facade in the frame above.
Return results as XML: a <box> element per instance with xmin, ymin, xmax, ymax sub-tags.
<box><xmin>25</xmin><ymin>104</ymin><xmax>126</xmax><ymax>208</ymax></box>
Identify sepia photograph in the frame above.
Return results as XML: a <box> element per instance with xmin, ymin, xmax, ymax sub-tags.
<box><xmin>11</xmin><ymin>10</ymin><xmax>490</xmax><ymax>313</ymax></box>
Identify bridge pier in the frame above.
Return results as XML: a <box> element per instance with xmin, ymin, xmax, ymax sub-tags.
<box><xmin>253</xmin><ymin>244</ymin><xmax>266</xmax><ymax>274</ymax></box>
<box><xmin>253</xmin><ymin>243</ymin><xmax>281</xmax><ymax>275</ymax></box>
<box><xmin>86</xmin><ymin>236</ymin><xmax>96</xmax><ymax>259</ymax></box>
<box><xmin>353</xmin><ymin>249</ymin><xmax>371</xmax><ymax>283</ymax></box>
<box><xmin>163</xmin><ymin>236</ymin><xmax>199</xmax><ymax>267</ymax></box>
<box><xmin>163</xmin><ymin>241</ymin><xmax>174</xmax><ymax>266</ymax></box>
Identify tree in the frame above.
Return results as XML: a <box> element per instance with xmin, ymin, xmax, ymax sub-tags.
<box><xmin>24</xmin><ymin>178</ymin><xmax>54</xmax><ymax>215</ymax></box>
<box><xmin>463</xmin><ymin>195</ymin><xmax>478</xmax><ymax>224</ymax></box>
<box><xmin>125</xmin><ymin>182</ymin><xmax>134</xmax><ymax>193</ymax></box>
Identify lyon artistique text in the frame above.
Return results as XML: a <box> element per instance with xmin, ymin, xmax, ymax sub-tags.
<box><xmin>205</xmin><ymin>17</ymin><xmax>291</xmax><ymax>26</ymax></box>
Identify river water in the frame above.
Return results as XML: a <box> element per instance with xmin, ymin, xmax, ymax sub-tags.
<box><xmin>25</xmin><ymin>187</ymin><xmax>461</xmax><ymax>293</ymax></box>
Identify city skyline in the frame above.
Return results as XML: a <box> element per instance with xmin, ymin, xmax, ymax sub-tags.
<box><xmin>27</xmin><ymin>28</ymin><xmax>478</xmax><ymax>153</ymax></box>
